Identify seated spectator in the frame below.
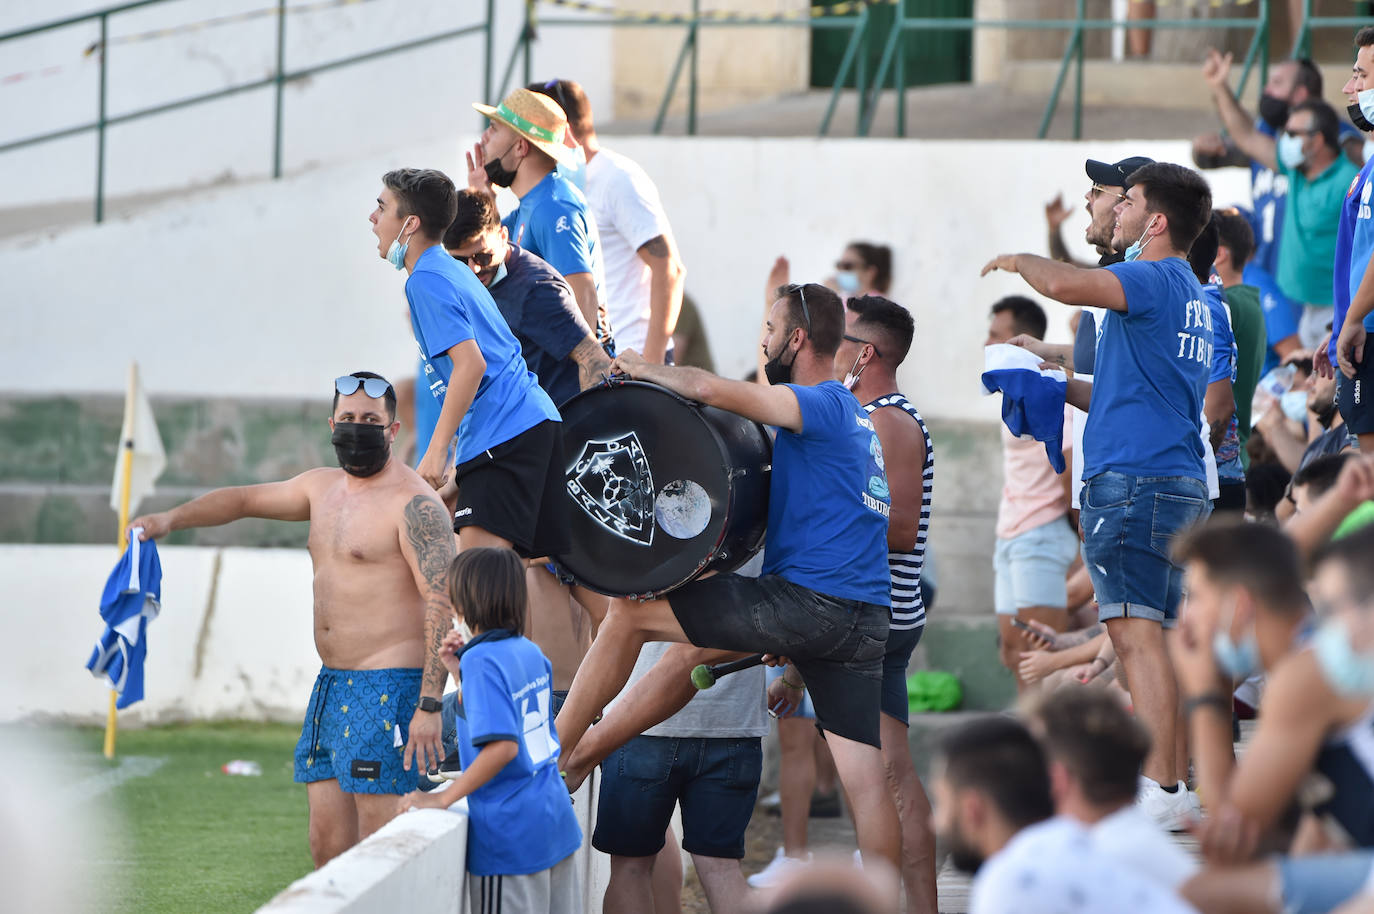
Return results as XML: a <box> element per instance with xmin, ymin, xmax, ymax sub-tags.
<box><xmin>1259</xmin><ymin>358</ymin><xmax>1358</xmax><ymax>478</ymax></box>
<box><xmin>1023</xmin><ymin>685</ymin><xmax>1198</xmax><ymax>890</ymax></box>
<box><xmin>1286</xmin><ymin>454</ymin><xmax>1374</xmax><ymax>556</ymax></box>
<box><xmin>1171</xmin><ymin>520</ymin><xmax>1374</xmax><ymax>872</ymax></box>
<box><xmin>1182</xmin><ymin>527</ymin><xmax>1374</xmax><ymax>914</ymax></box>
<box><xmin>931</xmin><ymin>716</ymin><xmax>1198</xmax><ymax>913</ymax></box>
<box><xmin>1289</xmin><ymin>452</ymin><xmax>1357</xmax><ymax>516</ymax></box>
<box><xmin>1016</xmin><ymin>620</ymin><xmax>1119</xmax><ymax>694</ymax></box>
<box><xmin>1245</xmin><ymin>461</ymin><xmax>1293</xmax><ymax>523</ymax></box>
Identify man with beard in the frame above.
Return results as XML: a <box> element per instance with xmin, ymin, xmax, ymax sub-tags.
<box><xmin>129</xmin><ymin>372</ymin><xmax>456</xmax><ymax>867</ymax></box>
<box><xmin>931</xmin><ymin>716</ymin><xmax>1198</xmax><ymax>914</ymax></box>
<box><xmin>555</xmin><ymin>282</ymin><xmax>902</xmax><ymax>867</ymax></box>
<box><xmin>1257</xmin><ymin>363</ymin><xmax>1358</xmax><ymax>476</ymax></box>
<box><xmin>467</xmin><ymin>88</ymin><xmax>613</xmax><ymax>350</ymax></box>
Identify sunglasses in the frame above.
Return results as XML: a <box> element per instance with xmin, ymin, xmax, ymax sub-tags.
<box><xmin>455</xmin><ymin>250</ymin><xmax>498</xmax><ymax>268</ymax></box>
<box><xmin>784</xmin><ymin>283</ymin><xmax>812</xmax><ymax>330</ymax></box>
<box><xmin>843</xmin><ymin>333</ymin><xmax>883</xmax><ymax>359</ymax></box>
<box><xmin>1090</xmin><ymin>184</ymin><xmax>1127</xmax><ymax>202</ymax></box>
<box><xmin>335</xmin><ymin>376</ymin><xmax>392</xmax><ymax>399</ymax></box>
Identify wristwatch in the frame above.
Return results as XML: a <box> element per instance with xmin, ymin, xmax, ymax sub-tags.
<box><xmin>417</xmin><ymin>696</ymin><xmax>442</xmax><ymax>713</ymax></box>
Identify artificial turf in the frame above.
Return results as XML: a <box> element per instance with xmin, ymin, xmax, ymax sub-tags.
<box><xmin>70</xmin><ymin>721</ymin><xmax>314</xmax><ymax>913</ymax></box>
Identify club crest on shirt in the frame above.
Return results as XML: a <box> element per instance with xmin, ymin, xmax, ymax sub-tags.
<box><xmin>555</xmin><ymin>215</ymin><xmax>571</xmax><ymax>233</ymax></box>
<box><xmin>566</xmin><ymin>433</ymin><xmax>655</xmax><ymax>545</ymax></box>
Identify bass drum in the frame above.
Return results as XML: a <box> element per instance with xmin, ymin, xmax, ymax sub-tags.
<box><xmin>551</xmin><ymin>380</ymin><xmax>772</xmax><ymax>598</ymax></box>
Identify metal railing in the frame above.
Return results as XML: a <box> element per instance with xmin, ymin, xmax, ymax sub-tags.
<box><xmin>0</xmin><ymin>0</ymin><xmax>495</xmax><ymax>223</ymax></box>
<box><xmin>1290</xmin><ymin>0</ymin><xmax>1374</xmax><ymax>60</ymax></box>
<box><xmin>504</xmin><ymin>0</ymin><xmax>1274</xmax><ymax>140</ymax></box>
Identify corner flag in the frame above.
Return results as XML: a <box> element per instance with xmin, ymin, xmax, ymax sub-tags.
<box><xmin>110</xmin><ymin>362</ymin><xmax>165</xmax><ymax>519</ymax></box>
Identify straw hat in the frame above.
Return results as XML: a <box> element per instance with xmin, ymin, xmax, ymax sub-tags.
<box><xmin>472</xmin><ymin>88</ymin><xmax>575</xmax><ymax>167</ymax></box>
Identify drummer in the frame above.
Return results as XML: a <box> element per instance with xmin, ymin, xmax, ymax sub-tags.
<box><xmin>555</xmin><ymin>282</ymin><xmax>901</xmax><ymax>867</ymax></box>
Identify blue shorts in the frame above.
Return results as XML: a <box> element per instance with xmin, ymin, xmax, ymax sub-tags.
<box><xmin>593</xmin><ymin>735</ymin><xmax>762</xmax><ymax>859</ymax></box>
<box><xmin>993</xmin><ymin>516</ymin><xmax>1080</xmax><ymax>614</ymax></box>
<box><xmin>1080</xmin><ymin>472</ymin><xmax>1210</xmax><ymax>629</ymax></box>
<box><xmin>1277</xmin><ymin>851</ymin><xmax>1374</xmax><ymax>914</ymax></box>
<box><xmin>293</xmin><ymin>666</ymin><xmax>422</xmax><ymax>795</ymax></box>
<box><xmin>881</xmin><ymin>624</ymin><xmax>924</xmax><ymax>725</ymax></box>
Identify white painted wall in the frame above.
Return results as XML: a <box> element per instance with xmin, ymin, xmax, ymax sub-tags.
<box><xmin>0</xmin><ymin>137</ymin><xmax>1250</xmax><ymax>422</ymax></box>
<box><xmin>0</xmin><ymin>0</ymin><xmax>612</xmax><ymax>208</ymax></box>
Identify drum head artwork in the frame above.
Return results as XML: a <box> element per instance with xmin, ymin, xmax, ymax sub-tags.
<box><xmin>552</xmin><ymin>381</ymin><xmax>771</xmax><ymax>598</ymax></box>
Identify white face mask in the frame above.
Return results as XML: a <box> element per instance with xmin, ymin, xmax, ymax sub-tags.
<box><xmin>843</xmin><ymin>350</ymin><xmax>866</xmax><ymax>390</ymax></box>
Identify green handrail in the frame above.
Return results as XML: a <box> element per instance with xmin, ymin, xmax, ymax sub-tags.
<box><xmin>1</xmin><ymin>0</ymin><xmax>494</xmax><ymax>224</ymax></box>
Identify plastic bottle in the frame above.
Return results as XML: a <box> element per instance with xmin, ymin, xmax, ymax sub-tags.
<box><xmin>1250</xmin><ymin>363</ymin><xmax>1296</xmax><ymax>428</ymax></box>
<box><xmin>222</xmin><ymin>760</ymin><xmax>262</xmax><ymax>776</ymax></box>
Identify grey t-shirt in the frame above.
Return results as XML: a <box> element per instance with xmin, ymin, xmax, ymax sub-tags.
<box><xmin>611</xmin><ymin>641</ymin><xmax>768</xmax><ymax>739</ymax></box>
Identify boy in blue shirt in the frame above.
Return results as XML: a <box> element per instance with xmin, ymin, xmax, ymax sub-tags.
<box><xmin>400</xmin><ymin>547</ymin><xmax>582</xmax><ymax>913</ymax></box>
<box><xmin>554</xmin><ymin>283</ymin><xmax>902</xmax><ymax>869</ymax></box>
<box><xmin>983</xmin><ymin>162</ymin><xmax>1214</xmax><ymax>832</ymax></box>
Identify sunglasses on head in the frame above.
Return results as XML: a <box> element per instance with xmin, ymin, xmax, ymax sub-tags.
<box><xmin>335</xmin><ymin>376</ymin><xmax>392</xmax><ymax>399</ymax></box>
<box><xmin>784</xmin><ymin>283</ymin><xmax>812</xmax><ymax>330</ymax></box>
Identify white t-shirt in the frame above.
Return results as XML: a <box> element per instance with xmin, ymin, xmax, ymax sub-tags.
<box><xmin>971</xmin><ymin>817</ymin><xmax>1199</xmax><ymax>914</ymax></box>
<box><xmin>1090</xmin><ymin>806</ymin><xmax>1198</xmax><ymax>889</ymax></box>
<box><xmin>584</xmin><ymin>147</ymin><xmax>674</xmax><ymax>354</ymax></box>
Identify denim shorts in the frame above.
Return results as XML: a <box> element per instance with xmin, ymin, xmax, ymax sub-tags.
<box><xmin>881</xmin><ymin>624</ymin><xmax>925</xmax><ymax>725</ymax></box>
<box><xmin>1277</xmin><ymin>851</ymin><xmax>1374</xmax><ymax>914</ymax></box>
<box><xmin>669</xmin><ymin>573</ymin><xmax>888</xmax><ymax>747</ymax></box>
<box><xmin>592</xmin><ymin>734</ymin><xmax>762</xmax><ymax>859</ymax></box>
<box><xmin>993</xmin><ymin>516</ymin><xmax>1080</xmax><ymax>614</ymax></box>
<box><xmin>1079</xmin><ymin>471</ymin><xmax>1210</xmax><ymax>628</ymax></box>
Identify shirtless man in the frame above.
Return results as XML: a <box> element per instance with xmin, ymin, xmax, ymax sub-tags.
<box><xmin>130</xmin><ymin>371</ymin><xmax>456</xmax><ymax>867</ymax></box>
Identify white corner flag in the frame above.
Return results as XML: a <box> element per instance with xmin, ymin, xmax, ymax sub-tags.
<box><xmin>110</xmin><ymin>362</ymin><xmax>166</xmax><ymax>518</ymax></box>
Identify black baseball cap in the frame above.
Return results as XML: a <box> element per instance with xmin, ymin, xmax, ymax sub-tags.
<box><xmin>1085</xmin><ymin>156</ymin><xmax>1155</xmax><ymax>190</ymax></box>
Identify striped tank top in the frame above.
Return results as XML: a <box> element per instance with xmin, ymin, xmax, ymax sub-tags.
<box><xmin>864</xmin><ymin>393</ymin><xmax>934</xmax><ymax>631</ymax></box>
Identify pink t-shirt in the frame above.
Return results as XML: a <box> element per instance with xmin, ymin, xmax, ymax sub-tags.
<box><xmin>996</xmin><ymin>406</ymin><xmax>1072</xmax><ymax>540</ymax></box>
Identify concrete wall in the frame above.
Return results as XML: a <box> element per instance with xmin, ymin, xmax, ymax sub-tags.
<box><xmin>1</xmin><ymin>0</ymin><xmax>613</xmax><ymax>210</ymax></box>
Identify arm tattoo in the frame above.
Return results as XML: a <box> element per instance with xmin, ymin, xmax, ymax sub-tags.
<box><xmin>1054</xmin><ymin>622</ymin><xmax>1104</xmax><ymax>649</ymax></box>
<box><xmin>639</xmin><ymin>235</ymin><xmax>670</xmax><ymax>258</ymax></box>
<box><xmin>572</xmin><ymin>336</ymin><xmax>612</xmax><ymax>390</ymax></box>
<box><xmin>405</xmin><ymin>495</ymin><xmax>458</xmax><ymax>692</ymax></box>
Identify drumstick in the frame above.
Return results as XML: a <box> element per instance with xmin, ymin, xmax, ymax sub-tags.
<box><xmin>690</xmin><ymin>654</ymin><xmax>766</xmax><ymax>690</ymax></box>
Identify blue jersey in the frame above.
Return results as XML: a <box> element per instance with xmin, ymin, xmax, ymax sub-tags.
<box><xmin>1084</xmin><ymin>259</ymin><xmax>1210</xmax><ymax>483</ymax></box>
<box><xmin>405</xmin><ymin>246</ymin><xmax>559</xmax><ymax>466</ymax></box>
<box><xmin>502</xmin><ymin>171</ymin><xmax>610</xmax><ymax>343</ymax></box>
<box><xmin>1244</xmin><ymin>262</ymin><xmax>1302</xmax><ymax>375</ymax></box>
<box><xmin>1204</xmin><ymin>283</ymin><xmax>1243</xmax><ymax>481</ymax></box>
<box><xmin>762</xmin><ymin>380</ymin><xmax>891</xmax><ymax>606</ymax></box>
<box><xmin>1331</xmin><ymin>157</ymin><xmax>1374</xmax><ymax>368</ymax></box>
<box><xmin>86</xmin><ymin>537</ymin><xmax>162</xmax><ymax>709</ymax></box>
<box><xmin>451</xmin><ymin>630</ymin><xmax>582</xmax><ymax>877</ymax></box>
<box><xmin>1248</xmin><ymin>120</ymin><xmax>1288</xmax><ymax>277</ymax></box>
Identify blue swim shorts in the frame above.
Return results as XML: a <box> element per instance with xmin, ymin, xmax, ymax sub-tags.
<box><xmin>293</xmin><ymin>666</ymin><xmax>422</xmax><ymax>795</ymax></box>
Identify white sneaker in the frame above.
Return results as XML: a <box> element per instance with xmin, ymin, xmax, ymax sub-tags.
<box><xmin>758</xmin><ymin>789</ymin><xmax>782</xmax><ymax>809</ymax></box>
<box><xmin>1137</xmin><ymin>776</ymin><xmax>1194</xmax><ymax>832</ymax></box>
<box><xmin>1181</xmin><ymin>780</ymin><xmax>1202</xmax><ymax>818</ymax></box>
<box><xmin>747</xmin><ymin>848</ymin><xmax>811</xmax><ymax>888</ymax></box>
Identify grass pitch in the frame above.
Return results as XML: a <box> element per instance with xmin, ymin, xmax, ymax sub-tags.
<box><xmin>67</xmin><ymin>721</ymin><xmax>313</xmax><ymax>913</ymax></box>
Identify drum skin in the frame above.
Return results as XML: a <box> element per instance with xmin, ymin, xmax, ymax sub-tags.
<box><xmin>551</xmin><ymin>380</ymin><xmax>772</xmax><ymax>598</ymax></box>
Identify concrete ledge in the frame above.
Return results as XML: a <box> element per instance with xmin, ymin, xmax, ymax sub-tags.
<box><xmin>259</xmin><ymin>806</ymin><xmax>468</xmax><ymax>914</ymax></box>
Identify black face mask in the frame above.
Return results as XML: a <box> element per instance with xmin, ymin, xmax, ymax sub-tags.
<box><xmin>1258</xmin><ymin>94</ymin><xmax>1291</xmax><ymax>132</ymax></box>
<box><xmin>1349</xmin><ymin>102</ymin><xmax>1374</xmax><ymax>134</ymax></box>
<box><xmin>762</xmin><ymin>346</ymin><xmax>797</xmax><ymax>385</ymax></box>
<box><xmin>331</xmin><ymin>422</ymin><xmax>391</xmax><ymax>477</ymax></box>
<box><xmin>484</xmin><ymin>143</ymin><xmax>520</xmax><ymax>188</ymax></box>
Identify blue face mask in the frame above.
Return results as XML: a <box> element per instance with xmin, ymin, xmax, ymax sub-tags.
<box><xmin>1277</xmin><ymin>133</ymin><xmax>1307</xmax><ymax>170</ymax></box>
<box><xmin>1123</xmin><ymin>216</ymin><xmax>1158</xmax><ymax>262</ymax></box>
<box><xmin>835</xmin><ymin>270</ymin><xmax>862</xmax><ymax>294</ymax></box>
<box><xmin>1280</xmin><ymin>389</ymin><xmax>1309</xmax><ymax>424</ymax></box>
<box><xmin>1313</xmin><ymin>618</ymin><xmax>1374</xmax><ymax>698</ymax></box>
<box><xmin>1213</xmin><ymin>603</ymin><xmax>1260</xmax><ymax>679</ymax></box>
<box><xmin>386</xmin><ymin>218</ymin><xmax>414</xmax><ymax>271</ymax></box>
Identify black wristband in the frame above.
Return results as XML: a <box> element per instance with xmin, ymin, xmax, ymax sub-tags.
<box><xmin>1182</xmin><ymin>692</ymin><xmax>1230</xmax><ymax>717</ymax></box>
<box><xmin>416</xmin><ymin>696</ymin><xmax>442</xmax><ymax>713</ymax></box>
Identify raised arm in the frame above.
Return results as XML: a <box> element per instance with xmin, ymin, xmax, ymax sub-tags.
<box><xmin>636</xmin><ymin>234</ymin><xmax>686</xmax><ymax>364</ymax></box>
<box><xmin>130</xmin><ymin>470</ymin><xmax>324</xmax><ymax>540</ymax></box>
<box><xmin>1202</xmin><ymin>48</ymin><xmax>1278</xmax><ymax>172</ymax></box>
<box><xmin>981</xmin><ymin>253</ymin><xmax>1127</xmax><ymax>311</ymax></box>
<box><xmin>398</xmin><ymin>491</ymin><xmax>459</xmax><ymax>774</ymax></box>
<box><xmin>610</xmin><ymin>350</ymin><xmax>804</xmax><ymax>432</ymax></box>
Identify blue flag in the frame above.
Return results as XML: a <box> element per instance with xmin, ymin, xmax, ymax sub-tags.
<box><xmin>982</xmin><ymin>343</ymin><xmax>1070</xmax><ymax>474</ymax></box>
<box><xmin>86</xmin><ymin>535</ymin><xmax>162</xmax><ymax>709</ymax></box>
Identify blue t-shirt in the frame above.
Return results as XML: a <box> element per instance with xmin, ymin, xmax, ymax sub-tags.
<box><xmin>405</xmin><ymin>246</ymin><xmax>559</xmax><ymax>466</ymax></box>
<box><xmin>761</xmin><ymin>380</ymin><xmax>891</xmax><ymax>606</ymax></box>
<box><xmin>1331</xmin><ymin>157</ymin><xmax>1374</xmax><ymax>368</ymax></box>
<box><xmin>1248</xmin><ymin>120</ymin><xmax>1288</xmax><ymax>278</ymax></box>
<box><xmin>412</xmin><ymin>356</ymin><xmax>442</xmax><ymax>465</ymax></box>
<box><xmin>502</xmin><ymin>171</ymin><xmax>611</xmax><ymax>343</ymax></box>
<box><xmin>1204</xmin><ymin>283</ymin><xmax>1243</xmax><ymax>481</ymax></box>
<box><xmin>1084</xmin><ymin>259</ymin><xmax>1210</xmax><ymax>482</ymax></box>
<box><xmin>489</xmin><ymin>244</ymin><xmax>592</xmax><ymax>406</ymax></box>
<box><xmin>1244</xmin><ymin>262</ymin><xmax>1302</xmax><ymax>375</ymax></box>
<box><xmin>451</xmin><ymin>630</ymin><xmax>582</xmax><ymax>877</ymax></box>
